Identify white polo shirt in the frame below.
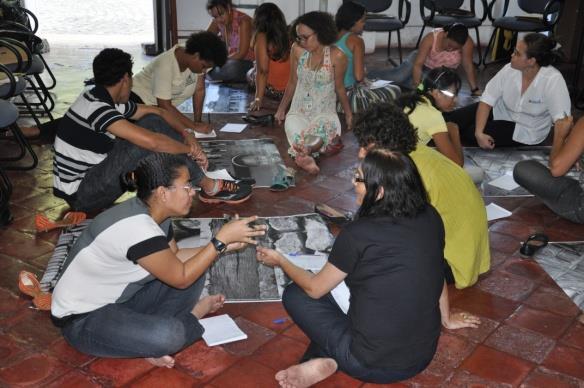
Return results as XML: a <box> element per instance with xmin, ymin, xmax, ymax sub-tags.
<box><xmin>481</xmin><ymin>63</ymin><xmax>571</xmax><ymax>145</ymax></box>
<box><xmin>132</xmin><ymin>45</ymin><xmax>201</xmax><ymax>106</ymax></box>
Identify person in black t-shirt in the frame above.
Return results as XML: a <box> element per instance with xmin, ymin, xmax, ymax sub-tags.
<box><xmin>256</xmin><ymin>148</ymin><xmax>480</xmax><ymax>386</ymax></box>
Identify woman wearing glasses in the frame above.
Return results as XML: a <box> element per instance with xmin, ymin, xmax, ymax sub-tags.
<box><xmin>398</xmin><ymin>67</ymin><xmax>464</xmax><ymax>167</ymax></box>
<box><xmin>257</xmin><ymin>148</ymin><xmax>479</xmax><ymax>386</ymax></box>
<box><xmin>275</xmin><ymin>11</ymin><xmax>352</xmax><ymax>175</ymax></box>
<box><xmin>447</xmin><ymin>33</ymin><xmax>572</xmax><ymax>149</ymax></box>
<box><xmin>51</xmin><ymin>153</ymin><xmax>266</xmax><ymax>368</ymax></box>
<box><xmin>207</xmin><ymin>0</ymin><xmax>254</xmax><ymax>82</ymax></box>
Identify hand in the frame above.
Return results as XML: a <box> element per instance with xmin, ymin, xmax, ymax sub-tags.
<box><xmin>249</xmin><ymin>97</ymin><xmax>262</xmax><ymax>112</ymax></box>
<box><xmin>188</xmin><ymin>142</ymin><xmax>209</xmax><ymax>171</ymax></box>
<box><xmin>215</xmin><ymin>215</ymin><xmax>267</xmax><ymax>245</ymax></box>
<box><xmin>256</xmin><ymin>246</ymin><xmax>284</xmax><ymax>267</ymax></box>
<box><xmin>193</xmin><ymin>122</ymin><xmax>212</xmax><ymax>134</ymax></box>
<box><xmin>475</xmin><ymin>132</ymin><xmax>495</xmax><ymax>150</ymax></box>
<box><xmin>344</xmin><ymin>111</ymin><xmax>353</xmax><ymax>130</ymax></box>
<box><xmin>442</xmin><ymin>311</ymin><xmax>481</xmax><ymax>330</ymax></box>
<box><xmin>275</xmin><ymin>107</ymin><xmax>286</xmax><ymax>125</ymax></box>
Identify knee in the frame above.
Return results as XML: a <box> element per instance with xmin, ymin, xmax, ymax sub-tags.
<box><xmin>150</xmin><ymin>319</ymin><xmax>190</xmax><ymax>356</ymax></box>
<box><xmin>282</xmin><ymin>283</ymin><xmax>310</xmax><ymax>315</ymax></box>
<box><xmin>513</xmin><ymin>160</ymin><xmax>545</xmax><ymax>187</ymax></box>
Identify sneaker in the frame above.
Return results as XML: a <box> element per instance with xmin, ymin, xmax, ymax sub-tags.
<box><xmin>199</xmin><ymin>180</ymin><xmax>252</xmax><ymax>204</ymax></box>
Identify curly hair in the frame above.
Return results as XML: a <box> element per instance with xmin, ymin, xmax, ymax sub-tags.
<box><xmin>93</xmin><ymin>48</ymin><xmax>133</xmax><ymax>87</ymax></box>
<box><xmin>185</xmin><ymin>31</ymin><xmax>228</xmax><ymax>68</ymax></box>
<box><xmin>358</xmin><ymin>148</ymin><xmax>428</xmax><ymax>219</ymax></box>
<box><xmin>291</xmin><ymin>11</ymin><xmax>337</xmax><ymax>46</ymax></box>
<box><xmin>253</xmin><ymin>3</ymin><xmax>290</xmax><ymax>61</ymax></box>
<box><xmin>353</xmin><ymin>102</ymin><xmax>418</xmax><ymax>154</ymax></box>
<box><xmin>122</xmin><ymin>153</ymin><xmax>188</xmax><ymax>203</ymax></box>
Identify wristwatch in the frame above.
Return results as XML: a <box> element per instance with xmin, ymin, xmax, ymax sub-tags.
<box><xmin>211</xmin><ymin>237</ymin><xmax>227</xmax><ymax>254</ymax></box>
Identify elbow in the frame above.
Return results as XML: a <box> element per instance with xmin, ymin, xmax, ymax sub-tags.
<box><xmin>305</xmin><ymin>285</ymin><xmax>326</xmax><ymax>299</ymax></box>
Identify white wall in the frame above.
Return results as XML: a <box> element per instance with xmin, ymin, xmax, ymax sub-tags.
<box><xmin>176</xmin><ymin>0</ymin><xmax>529</xmax><ymax>48</ymax></box>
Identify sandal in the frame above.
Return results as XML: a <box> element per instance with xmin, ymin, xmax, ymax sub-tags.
<box><xmin>242</xmin><ymin>113</ymin><xmax>274</xmax><ymax>126</ymax></box>
<box><xmin>270</xmin><ymin>165</ymin><xmax>295</xmax><ymax>192</ymax></box>
<box><xmin>315</xmin><ymin>203</ymin><xmax>352</xmax><ymax>226</ymax></box>
<box><xmin>18</xmin><ymin>271</ymin><xmax>52</xmax><ymax>310</ymax></box>
<box><xmin>519</xmin><ymin>233</ymin><xmax>549</xmax><ymax>259</ymax></box>
<box><xmin>35</xmin><ymin>211</ymin><xmax>87</xmax><ymax>233</ymax></box>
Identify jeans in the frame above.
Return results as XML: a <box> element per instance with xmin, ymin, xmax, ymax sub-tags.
<box><xmin>282</xmin><ymin>283</ymin><xmax>431</xmax><ymax>384</ymax></box>
<box><xmin>62</xmin><ymin>275</ymin><xmax>206</xmax><ymax>358</ymax></box>
<box><xmin>367</xmin><ymin>51</ymin><xmax>419</xmax><ymax>88</ymax></box>
<box><xmin>514</xmin><ymin>160</ymin><xmax>584</xmax><ymax>224</ymax></box>
<box><xmin>208</xmin><ymin>59</ymin><xmax>253</xmax><ymax>83</ymax></box>
<box><xmin>71</xmin><ymin>114</ymin><xmax>205</xmax><ymax>212</ymax></box>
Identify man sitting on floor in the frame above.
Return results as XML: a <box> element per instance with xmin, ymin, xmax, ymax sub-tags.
<box><xmin>53</xmin><ymin>48</ymin><xmax>251</xmax><ymax>213</ymax></box>
<box><xmin>131</xmin><ymin>31</ymin><xmax>224</xmax><ymax>135</ymax></box>
<box><xmin>353</xmin><ymin>103</ymin><xmax>490</xmax><ymax>289</ymax></box>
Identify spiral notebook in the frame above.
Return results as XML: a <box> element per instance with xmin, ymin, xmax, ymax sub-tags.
<box><xmin>199</xmin><ymin>314</ymin><xmax>248</xmax><ymax>346</ymax></box>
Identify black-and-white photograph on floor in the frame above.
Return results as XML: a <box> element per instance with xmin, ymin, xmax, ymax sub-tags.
<box><xmin>173</xmin><ymin>213</ymin><xmax>334</xmax><ymax>302</ymax></box>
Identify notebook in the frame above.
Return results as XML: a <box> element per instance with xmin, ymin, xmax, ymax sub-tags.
<box><xmin>199</xmin><ymin>314</ymin><xmax>248</xmax><ymax>346</ymax></box>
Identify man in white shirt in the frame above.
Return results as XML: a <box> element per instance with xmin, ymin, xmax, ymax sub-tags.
<box><xmin>132</xmin><ymin>32</ymin><xmax>227</xmax><ymax>135</ymax></box>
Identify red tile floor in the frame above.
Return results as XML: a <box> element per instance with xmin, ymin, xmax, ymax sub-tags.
<box><xmin>2</xmin><ymin>47</ymin><xmax>584</xmax><ymax>386</ymax></box>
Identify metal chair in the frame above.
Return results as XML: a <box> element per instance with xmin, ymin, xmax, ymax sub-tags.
<box><xmin>416</xmin><ymin>0</ymin><xmax>488</xmax><ymax>64</ymax></box>
<box><xmin>353</xmin><ymin>0</ymin><xmax>412</xmax><ymax>65</ymax></box>
<box><xmin>483</xmin><ymin>0</ymin><xmax>564</xmax><ymax>65</ymax></box>
<box><xmin>0</xmin><ymin>165</ymin><xmax>12</xmax><ymax>226</ymax></box>
<box><xmin>0</xmin><ymin>98</ymin><xmax>38</xmax><ymax>171</ymax></box>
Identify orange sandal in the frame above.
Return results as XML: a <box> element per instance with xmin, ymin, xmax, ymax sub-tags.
<box><xmin>18</xmin><ymin>271</ymin><xmax>52</xmax><ymax>310</ymax></box>
<box><xmin>35</xmin><ymin>211</ymin><xmax>87</xmax><ymax>233</ymax></box>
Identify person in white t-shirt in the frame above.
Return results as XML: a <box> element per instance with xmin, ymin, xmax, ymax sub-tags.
<box><xmin>444</xmin><ymin>33</ymin><xmax>572</xmax><ymax>149</ymax></box>
<box><xmin>132</xmin><ymin>32</ymin><xmax>227</xmax><ymax>134</ymax></box>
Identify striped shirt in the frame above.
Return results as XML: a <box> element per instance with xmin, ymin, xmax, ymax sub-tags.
<box><xmin>53</xmin><ymin>85</ymin><xmax>137</xmax><ymax>202</ymax></box>
<box><xmin>51</xmin><ymin>197</ymin><xmax>173</xmax><ymax>318</ymax></box>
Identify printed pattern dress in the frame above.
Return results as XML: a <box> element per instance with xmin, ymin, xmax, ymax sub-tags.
<box><xmin>284</xmin><ymin>46</ymin><xmax>341</xmax><ymax>156</ymax></box>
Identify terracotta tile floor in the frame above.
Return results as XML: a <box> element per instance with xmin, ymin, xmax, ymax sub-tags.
<box><xmin>1</xmin><ymin>47</ymin><xmax>584</xmax><ymax>387</ymax></box>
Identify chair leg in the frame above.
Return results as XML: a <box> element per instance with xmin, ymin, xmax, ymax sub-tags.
<box><xmin>482</xmin><ymin>27</ymin><xmax>498</xmax><ymax>66</ymax></box>
<box><xmin>415</xmin><ymin>25</ymin><xmax>426</xmax><ymax>49</ymax></box>
<box><xmin>0</xmin><ymin>123</ymin><xmax>38</xmax><ymax>171</ymax></box>
<box><xmin>38</xmin><ymin>53</ymin><xmax>57</xmax><ymax>90</ymax></box>
<box><xmin>397</xmin><ymin>29</ymin><xmax>403</xmax><ymax>64</ymax></box>
<box><xmin>18</xmin><ymin>94</ymin><xmax>43</xmax><ymax>127</ymax></box>
<box><xmin>474</xmin><ymin>27</ymin><xmax>482</xmax><ymax>66</ymax></box>
<box><xmin>387</xmin><ymin>31</ymin><xmax>398</xmax><ymax>67</ymax></box>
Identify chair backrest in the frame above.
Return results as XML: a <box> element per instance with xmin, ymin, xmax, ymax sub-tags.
<box><xmin>355</xmin><ymin>0</ymin><xmax>393</xmax><ymax>13</ymax></box>
<box><xmin>518</xmin><ymin>0</ymin><xmax>561</xmax><ymax>14</ymax></box>
<box><xmin>422</xmin><ymin>0</ymin><xmax>464</xmax><ymax>10</ymax></box>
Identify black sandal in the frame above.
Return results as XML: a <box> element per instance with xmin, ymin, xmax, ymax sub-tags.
<box><xmin>242</xmin><ymin>113</ymin><xmax>274</xmax><ymax>126</ymax></box>
<box><xmin>519</xmin><ymin>233</ymin><xmax>549</xmax><ymax>259</ymax></box>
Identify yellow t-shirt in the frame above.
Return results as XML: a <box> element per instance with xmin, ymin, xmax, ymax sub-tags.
<box><xmin>406</xmin><ymin>97</ymin><xmax>448</xmax><ymax>145</ymax></box>
<box><xmin>410</xmin><ymin>145</ymin><xmax>491</xmax><ymax>288</ymax></box>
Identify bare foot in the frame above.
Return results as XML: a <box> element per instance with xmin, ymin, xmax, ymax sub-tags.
<box><xmin>146</xmin><ymin>355</ymin><xmax>175</xmax><ymax>368</ymax></box>
<box><xmin>192</xmin><ymin>294</ymin><xmax>225</xmax><ymax>319</ymax></box>
<box><xmin>295</xmin><ymin>154</ymin><xmax>319</xmax><ymax>175</ymax></box>
<box><xmin>275</xmin><ymin>358</ymin><xmax>337</xmax><ymax>388</ymax></box>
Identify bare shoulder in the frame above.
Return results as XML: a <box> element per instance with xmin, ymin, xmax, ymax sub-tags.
<box><xmin>330</xmin><ymin>46</ymin><xmax>346</xmax><ymax>61</ymax></box>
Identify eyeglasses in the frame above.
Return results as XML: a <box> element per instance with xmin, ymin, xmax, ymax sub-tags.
<box><xmin>168</xmin><ymin>183</ymin><xmax>196</xmax><ymax>194</ymax></box>
<box><xmin>295</xmin><ymin>32</ymin><xmax>315</xmax><ymax>43</ymax></box>
<box><xmin>352</xmin><ymin>168</ymin><xmax>365</xmax><ymax>184</ymax></box>
<box><xmin>439</xmin><ymin>89</ymin><xmax>457</xmax><ymax>98</ymax></box>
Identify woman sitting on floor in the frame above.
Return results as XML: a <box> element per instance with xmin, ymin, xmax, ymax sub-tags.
<box><xmin>514</xmin><ymin>115</ymin><xmax>584</xmax><ymax>224</ymax></box>
<box><xmin>445</xmin><ymin>33</ymin><xmax>572</xmax><ymax>149</ymax></box>
<box><xmin>275</xmin><ymin>11</ymin><xmax>351</xmax><ymax>175</ymax></box>
<box><xmin>207</xmin><ymin>0</ymin><xmax>254</xmax><ymax>82</ymax></box>
<box><xmin>51</xmin><ymin>153</ymin><xmax>265</xmax><ymax>367</ymax></box>
<box><xmin>368</xmin><ymin>23</ymin><xmax>480</xmax><ymax>95</ymax></box>
<box><xmin>247</xmin><ymin>2</ymin><xmax>290</xmax><ymax>111</ymax></box>
<box><xmin>257</xmin><ymin>148</ymin><xmax>480</xmax><ymax>386</ymax></box>
<box><xmin>334</xmin><ymin>1</ymin><xmax>400</xmax><ymax>113</ymax></box>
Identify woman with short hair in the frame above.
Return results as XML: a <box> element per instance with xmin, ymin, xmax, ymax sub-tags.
<box><xmin>51</xmin><ymin>153</ymin><xmax>265</xmax><ymax>368</ymax></box>
<box><xmin>257</xmin><ymin>148</ymin><xmax>479</xmax><ymax>385</ymax></box>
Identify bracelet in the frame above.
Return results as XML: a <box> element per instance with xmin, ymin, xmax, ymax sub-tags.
<box><xmin>254</xmin><ymin>97</ymin><xmax>261</xmax><ymax>102</ymax></box>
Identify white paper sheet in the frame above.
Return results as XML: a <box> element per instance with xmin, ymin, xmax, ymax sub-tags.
<box><xmin>194</xmin><ymin>129</ymin><xmax>217</xmax><ymax>139</ymax></box>
<box><xmin>369</xmin><ymin>79</ymin><xmax>394</xmax><ymax>89</ymax></box>
<box><xmin>486</xmin><ymin>203</ymin><xmax>512</xmax><ymax>221</ymax></box>
<box><xmin>284</xmin><ymin>253</ymin><xmax>328</xmax><ymax>271</ymax></box>
<box><xmin>205</xmin><ymin>169</ymin><xmax>235</xmax><ymax>181</ymax></box>
<box><xmin>220</xmin><ymin>123</ymin><xmax>247</xmax><ymax>133</ymax></box>
<box><xmin>331</xmin><ymin>281</ymin><xmax>350</xmax><ymax>314</ymax></box>
<box><xmin>487</xmin><ymin>174</ymin><xmax>520</xmax><ymax>191</ymax></box>
<box><xmin>199</xmin><ymin>314</ymin><xmax>247</xmax><ymax>346</ymax></box>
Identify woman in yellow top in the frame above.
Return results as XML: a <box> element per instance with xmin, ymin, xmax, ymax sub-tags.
<box><xmin>247</xmin><ymin>2</ymin><xmax>291</xmax><ymax>111</ymax></box>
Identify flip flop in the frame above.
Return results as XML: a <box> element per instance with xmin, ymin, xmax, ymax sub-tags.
<box><xmin>519</xmin><ymin>233</ymin><xmax>549</xmax><ymax>259</ymax></box>
<box><xmin>35</xmin><ymin>211</ymin><xmax>87</xmax><ymax>233</ymax></box>
<box><xmin>315</xmin><ymin>203</ymin><xmax>352</xmax><ymax>226</ymax></box>
<box><xmin>242</xmin><ymin>113</ymin><xmax>274</xmax><ymax>126</ymax></box>
<box><xmin>270</xmin><ymin>166</ymin><xmax>295</xmax><ymax>192</ymax></box>
<box><xmin>18</xmin><ymin>271</ymin><xmax>52</xmax><ymax>310</ymax></box>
